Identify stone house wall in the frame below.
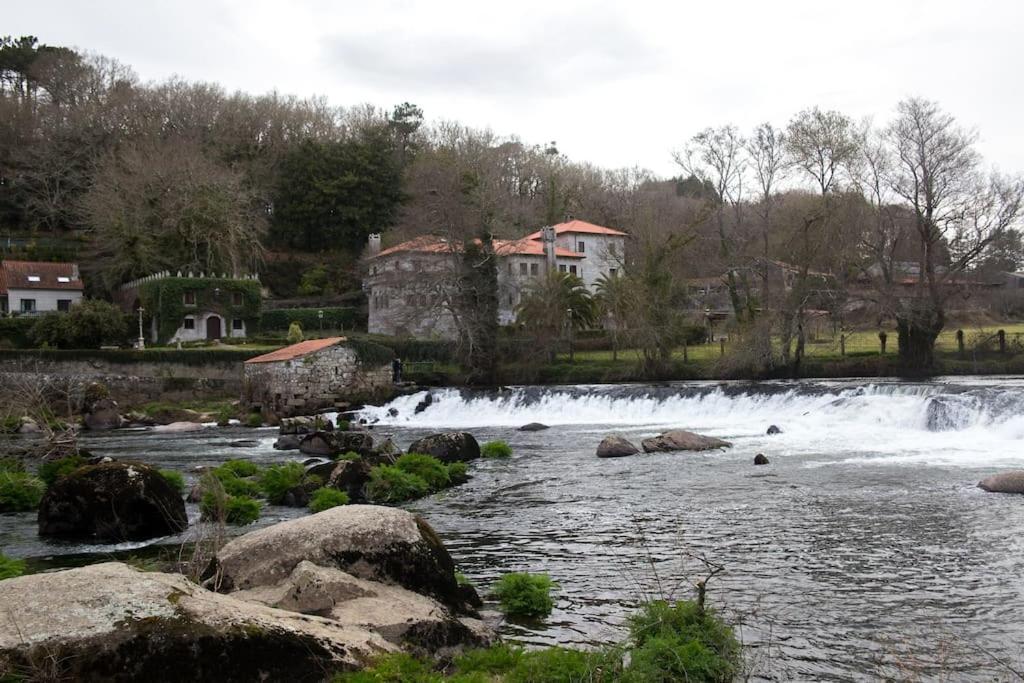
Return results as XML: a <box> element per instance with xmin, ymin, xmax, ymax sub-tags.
<box><xmin>243</xmin><ymin>344</ymin><xmax>392</xmax><ymax>417</ymax></box>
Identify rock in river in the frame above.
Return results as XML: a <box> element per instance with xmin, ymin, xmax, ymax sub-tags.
<box><xmin>83</xmin><ymin>397</ymin><xmax>123</xmax><ymax>431</ymax></box>
<box><xmin>274</xmin><ymin>434</ymin><xmax>302</xmax><ymax>450</ymax></box>
<box><xmin>754</xmin><ymin>453</ymin><xmax>770</xmax><ymax>465</ymax></box>
<box><xmin>38</xmin><ymin>461</ymin><xmax>188</xmax><ymax>542</ymax></box>
<box><xmin>978</xmin><ymin>470</ymin><xmax>1024</xmax><ymax>494</ymax></box>
<box><xmin>519</xmin><ymin>422</ymin><xmax>550</xmax><ymax>432</ymax></box>
<box><xmin>766</xmin><ymin>425</ymin><xmax>782</xmax><ymax>435</ymax></box>
<box><xmin>407</xmin><ymin>432</ymin><xmax>480</xmax><ymax>463</ymax></box>
<box><xmin>641</xmin><ymin>429</ymin><xmax>732</xmax><ymax>453</ymax></box>
<box><xmin>596</xmin><ymin>434</ymin><xmax>639</xmax><ymax>458</ymax></box>
<box><xmin>0</xmin><ymin>562</ymin><xmax>390</xmax><ymax>681</ymax></box>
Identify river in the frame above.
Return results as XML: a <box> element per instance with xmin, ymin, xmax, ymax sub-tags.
<box><xmin>3</xmin><ymin>377</ymin><xmax>1023</xmax><ymax>680</ymax></box>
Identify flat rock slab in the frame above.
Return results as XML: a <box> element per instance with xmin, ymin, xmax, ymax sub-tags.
<box><xmin>978</xmin><ymin>470</ymin><xmax>1024</xmax><ymax>494</ymax></box>
<box><xmin>518</xmin><ymin>423</ymin><xmax>550</xmax><ymax>432</ymax></box>
<box><xmin>0</xmin><ymin>562</ymin><xmax>390</xmax><ymax>681</ymax></box>
<box><xmin>641</xmin><ymin>429</ymin><xmax>732</xmax><ymax>453</ymax></box>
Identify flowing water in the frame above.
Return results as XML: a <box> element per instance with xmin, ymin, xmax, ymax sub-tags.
<box><xmin>3</xmin><ymin>377</ymin><xmax>1024</xmax><ymax>680</ymax></box>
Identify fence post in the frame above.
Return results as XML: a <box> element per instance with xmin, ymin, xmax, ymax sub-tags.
<box><xmin>840</xmin><ymin>334</ymin><xmax>846</xmax><ymax>357</ymax></box>
<box><xmin>878</xmin><ymin>331</ymin><xmax>887</xmax><ymax>355</ymax></box>
<box><xmin>956</xmin><ymin>329</ymin><xmax>965</xmax><ymax>357</ymax></box>
<box><xmin>998</xmin><ymin>329</ymin><xmax>1006</xmax><ymax>354</ymax></box>
<box><xmin>719</xmin><ymin>339</ymin><xmax>725</xmax><ymax>357</ymax></box>
<box><xmin>682</xmin><ymin>339</ymin><xmax>688</xmax><ymax>363</ymax></box>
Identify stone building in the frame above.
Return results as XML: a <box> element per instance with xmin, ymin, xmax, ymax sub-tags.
<box><xmin>243</xmin><ymin>337</ymin><xmax>392</xmax><ymax>417</ymax></box>
<box><xmin>364</xmin><ymin>219</ymin><xmax>627</xmax><ymax>339</ymax></box>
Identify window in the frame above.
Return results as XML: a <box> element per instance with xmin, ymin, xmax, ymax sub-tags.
<box><xmin>233</xmin><ymin>319</ymin><xmax>244</xmax><ymax>331</ymax></box>
<box><xmin>27</xmin><ymin>275</ymin><xmax>40</xmax><ymax>282</ymax></box>
<box><xmin>530</xmin><ymin>263</ymin><xmax>539</xmax><ymax>276</ymax></box>
<box><xmin>569</xmin><ymin>265</ymin><xmax>578</xmax><ymax>276</ymax></box>
<box><xmin>57</xmin><ymin>299</ymin><xmax>72</xmax><ymax>312</ymax></box>
<box><xmin>609</xmin><ymin>268</ymin><xmax>618</xmax><ymax>277</ymax></box>
<box><xmin>519</xmin><ymin>263</ymin><xmax>528</xmax><ymax>275</ymax></box>
<box><xmin>232</xmin><ymin>292</ymin><xmax>243</xmax><ymax>306</ymax></box>
<box><xmin>183</xmin><ymin>291</ymin><xmax>196</xmax><ymax>306</ymax></box>
<box><xmin>183</xmin><ymin>317</ymin><xmax>195</xmax><ymax>330</ymax></box>
<box><xmin>578</xmin><ymin>241</ymin><xmax>585</xmax><ymax>253</ymax></box>
<box><xmin>20</xmin><ymin>299</ymin><xmax>35</xmax><ymax>313</ymax></box>
<box><xmin>559</xmin><ymin>264</ymin><xmax>567</xmax><ymax>273</ymax></box>
<box><xmin>57</xmin><ymin>277</ymin><xmax>70</xmax><ymax>283</ymax></box>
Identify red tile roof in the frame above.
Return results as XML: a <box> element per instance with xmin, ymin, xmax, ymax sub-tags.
<box><xmin>523</xmin><ymin>219</ymin><xmax>628</xmax><ymax>240</ymax></box>
<box><xmin>375</xmin><ymin>236</ymin><xmax>583</xmax><ymax>259</ymax></box>
<box><xmin>0</xmin><ymin>260</ymin><xmax>83</xmax><ymax>293</ymax></box>
<box><xmin>244</xmin><ymin>337</ymin><xmax>346</xmax><ymax>364</ymax></box>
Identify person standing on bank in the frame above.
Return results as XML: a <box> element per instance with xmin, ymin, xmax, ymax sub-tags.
<box><xmin>392</xmin><ymin>357</ymin><xmax>403</xmax><ymax>383</ymax></box>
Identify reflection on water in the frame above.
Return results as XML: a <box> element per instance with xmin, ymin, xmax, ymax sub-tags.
<box><xmin>3</xmin><ymin>378</ymin><xmax>1024</xmax><ymax>680</ymax></box>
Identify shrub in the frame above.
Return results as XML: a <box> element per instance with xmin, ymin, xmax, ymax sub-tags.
<box><xmin>309</xmin><ymin>487</ymin><xmax>349</xmax><ymax>513</ymax></box>
<box><xmin>455</xmin><ymin>572</ymin><xmax>474</xmax><ymax>588</ymax></box>
<box><xmin>159</xmin><ymin>469</ymin><xmax>185</xmax><ymax>493</ymax></box>
<box><xmin>395</xmin><ymin>453</ymin><xmax>450</xmax><ymax>491</ymax></box>
<box><xmin>259</xmin><ymin>462</ymin><xmax>306</xmax><ymax>504</ymax></box>
<box><xmin>259</xmin><ymin>307</ymin><xmax>357</xmax><ymax>333</ymax></box>
<box><xmin>217</xmin><ymin>459</ymin><xmax>261</xmax><ymax>478</ymax></box>
<box><xmin>336</xmin><ymin>451</ymin><xmax>361</xmax><ymax>462</ymax></box>
<box><xmin>29</xmin><ymin>299</ymin><xmax>131</xmax><ymax>349</ymax></box>
<box><xmin>244</xmin><ymin>413</ymin><xmax>264</xmax><ymax>428</ymax></box>
<box><xmin>0</xmin><ymin>471</ymin><xmax>45</xmax><ymax>512</ymax></box>
<box><xmin>287</xmin><ymin>321</ymin><xmax>304</xmax><ymax>344</ymax></box>
<box><xmin>0</xmin><ymin>552</ymin><xmax>26</xmax><ymax>580</ymax></box>
<box><xmin>481</xmin><ymin>440</ymin><xmax>512</xmax><ymax>459</ymax></box>
<box><xmin>215</xmin><ymin>405</ymin><xmax>234</xmax><ymax>426</ymax></box>
<box><xmin>447</xmin><ymin>461</ymin><xmax>469</xmax><ymax>485</ymax></box>
<box><xmin>201</xmin><ymin>490</ymin><xmax>261</xmax><ymax>525</ymax></box>
<box><xmin>623</xmin><ymin>600</ymin><xmax>740</xmax><ymax>683</ymax></box>
<box><xmin>493</xmin><ymin>572</ymin><xmax>555</xmax><ymax>619</ymax></box>
<box><xmin>336</xmin><ymin>418</ymin><xmax>350</xmax><ymax>431</ymax></box>
<box><xmin>365</xmin><ymin>465</ymin><xmax>429</xmax><ymax>503</ymax></box>
<box><xmin>38</xmin><ymin>454</ymin><xmax>86</xmax><ymax>487</ymax></box>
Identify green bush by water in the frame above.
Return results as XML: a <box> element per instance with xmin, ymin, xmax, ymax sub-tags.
<box><xmin>244</xmin><ymin>413</ymin><xmax>264</xmax><ymax>428</ymax></box>
<box><xmin>201</xmin><ymin>490</ymin><xmax>261</xmax><ymax>525</ymax></box>
<box><xmin>481</xmin><ymin>440</ymin><xmax>512</xmax><ymax>459</ymax></box>
<box><xmin>159</xmin><ymin>469</ymin><xmax>185</xmax><ymax>493</ymax></box>
<box><xmin>217</xmin><ymin>459</ymin><xmax>261</xmax><ymax>478</ymax></box>
<box><xmin>0</xmin><ymin>471</ymin><xmax>45</xmax><ymax>512</ymax></box>
<box><xmin>394</xmin><ymin>453</ymin><xmax>450</xmax><ymax>490</ymax></box>
<box><xmin>623</xmin><ymin>600</ymin><xmax>740</xmax><ymax>682</ymax></box>
<box><xmin>365</xmin><ymin>465</ymin><xmax>429</xmax><ymax>503</ymax></box>
<box><xmin>0</xmin><ymin>552</ymin><xmax>26</xmax><ymax>580</ymax></box>
<box><xmin>259</xmin><ymin>462</ymin><xmax>306</xmax><ymax>504</ymax></box>
<box><xmin>447</xmin><ymin>461</ymin><xmax>469</xmax><ymax>484</ymax></box>
<box><xmin>38</xmin><ymin>454</ymin><xmax>86</xmax><ymax>487</ymax></box>
<box><xmin>493</xmin><ymin>572</ymin><xmax>555</xmax><ymax>619</ymax></box>
<box><xmin>309</xmin><ymin>487</ymin><xmax>349</xmax><ymax>513</ymax></box>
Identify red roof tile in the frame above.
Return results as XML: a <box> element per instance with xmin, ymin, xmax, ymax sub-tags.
<box><xmin>0</xmin><ymin>260</ymin><xmax>83</xmax><ymax>293</ymax></box>
<box><xmin>523</xmin><ymin>219</ymin><xmax>628</xmax><ymax>240</ymax></box>
<box><xmin>244</xmin><ymin>337</ymin><xmax>346</xmax><ymax>364</ymax></box>
<box><xmin>375</xmin><ymin>236</ymin><xmax>584</xmax><ymax>259</ymax></box>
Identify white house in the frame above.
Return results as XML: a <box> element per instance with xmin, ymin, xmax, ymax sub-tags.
<box><xmin>364</xmin><ymin>219</ymin><xmax>627</xmax><ymax>339</ymax></box>
<box><xmin>0</xmin><ymin>260</ymin><xmax>84</xmax><ymax>315</ymax></box>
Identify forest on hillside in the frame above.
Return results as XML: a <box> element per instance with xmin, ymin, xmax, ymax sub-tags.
<box><xmin>2</xmin><ymin>35</ymin><xmax>1022</xmax><ymax>371</ymax></box>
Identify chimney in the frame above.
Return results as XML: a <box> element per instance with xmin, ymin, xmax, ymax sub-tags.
<box><xmin>541</xmin><ymin>226</ymin><xmax>556</xmax><ymax>272</ymax></box>
<box><xmin>367</xmin><ymin>233</ymin><xmax>382</xmax><ymax>257</ymax></box>
<box><xmin>72</xmin><ymin>264</ymin><xmax>80</xmax><ymax>280</ymax></box>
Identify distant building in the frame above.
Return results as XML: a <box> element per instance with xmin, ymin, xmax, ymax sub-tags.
<box><xmin>242</xmin><ymin>336</ymin><xmax>392</xmax><ymax>417</ymax></box>
<box><xmin>364</xmin><ymin>219</ymin><xmax>627</xmax><ymax>339</ymax></box>
<box><xmin>116</xmin><ymin>271</ymin><xmax>262</xmax><ymax>344</ymax></box>
<box><xmin>0</xmin><ymin>260</ymin><xmax>84</xmax><ymax>315</ymax></box>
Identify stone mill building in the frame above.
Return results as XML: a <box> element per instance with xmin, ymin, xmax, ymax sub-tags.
<box><xmin>242</xmin><ymin>337</ymin><xmax>392</xmax><ymax>418</ymax></box>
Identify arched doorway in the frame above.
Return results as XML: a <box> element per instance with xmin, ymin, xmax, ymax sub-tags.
<box><xmin>206</xmin><ymin>316</ymin><xmax>222</xmax><ymax>340</ymax></box>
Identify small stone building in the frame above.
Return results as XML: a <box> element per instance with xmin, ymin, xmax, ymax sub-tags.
<box><xmin>242</xmin><ymin>337</ymin><xmax>392</xmax><ymax>417</ymax></box>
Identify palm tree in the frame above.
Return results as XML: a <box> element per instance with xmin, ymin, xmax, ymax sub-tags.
<box><xmin>595</xmin><ymin>272</ymin><xmax>635</xmax><ymax>361</ymax></box>
<box><xmin>516</xmin><ymin>271</ymin><xmax>597</xmax><ymax>361</ymax></box>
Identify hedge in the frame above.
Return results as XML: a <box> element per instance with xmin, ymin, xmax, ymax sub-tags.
<box><xmin>258</xmin><ymin>307</ymin><xmax>358</xmax><ymax>333</ymax></box>
<box><xmin>360</xmin><ymin>334</ymin><xmax>454</xmax><ymax>363</ymax></box>
<box><xmin>0</xmin><ymin>318</ymin><xmax>36</xmax><ymax>349</ymax></box>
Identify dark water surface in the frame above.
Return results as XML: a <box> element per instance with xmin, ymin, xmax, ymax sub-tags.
<box><xmin>3</xmin><ymin>377</ymin><xmax>1024</xmax><ymax>680</ymax></box>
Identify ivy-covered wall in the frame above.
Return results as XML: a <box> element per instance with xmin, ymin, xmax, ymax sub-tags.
<box><xmin>137</xmin><ymin>278</ymin><xmax>262</xmax><ymax>344</ymax></box>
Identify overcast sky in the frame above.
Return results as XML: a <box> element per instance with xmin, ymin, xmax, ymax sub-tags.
<box><xmin>10</xmin><ymin>0</ymin><xmax>1024</xmax><ymax>177</ymax></box>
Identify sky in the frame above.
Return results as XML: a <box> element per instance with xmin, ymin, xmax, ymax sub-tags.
<box><xmin>9</xmin><ymin>0</ymin><xmax>1024</xmax><ymax>177</ymax></box>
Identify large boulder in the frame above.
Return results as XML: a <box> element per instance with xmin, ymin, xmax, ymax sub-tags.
<box><xmin>204</xmin><ymin>505</ymin><xmax>477</xmax><ymax>614</ymax></box>
<box><xmin>299</xmin><ymin>431</ymin><xmax>375</xmax><ymax>458</ymax></box>
<box><xmin>83</xmin><ymin>397</ymin><xmax>123</xmax><ymax>431</ymax></box>
<box><xmin>0</xmin><ymin>562</ymin><xmax>391</xmax><ymax>681</ymax></box>
<box><xmin>596</xmin><ymin>434</ymin><xmax>639</xmax><ymax>458</ymax></box>
<box><xmin>978</xmin><ymin>470</ymin><xmax>1024</xmax><ymax>494</ymax></box>
<box><xmin>274</xmin><ymin>435</ymin><xmax>302</xmax><ymax>450</ymax></box>
<box><xmin>38</xmin><ymin>461</ymin><xmax>188</xmax><ymax>542</ymax></box>
<box><xmin>407</xmin><ymin>432</ymin><xmax>480</xmax><ymax>463</ymax></box>
<box><xmin>326</xmin><ymin>459</ymin><xmax>374</xmax><ymax>502</ymax></box>
<box><xmin>641</xmin><ymin>430</ymin><xmax>732</xmax><ymax>453</ymax></box>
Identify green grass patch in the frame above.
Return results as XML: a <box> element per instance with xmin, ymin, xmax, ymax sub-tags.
<box><xmin>259</xmin><ymin>462</ymin><xmax>306</xmax><ymax>504</ymax></box>
<box><xmin>159</xmin><ymin>469</ymin><xmax>185</xmax><ymax>493</ymax></box>
<box><xmin>623</xmin><ymin>600</ymin><xmax>740</xmax><ymax>682</ymax></box>
<box><xmin>0</xmin><ymin>552</ymin><xmax>26</xmax><ymax>580</ymax></box>
<box><xmin>366</xmin><ymin>465</ymin><xmax>430</xmax><ymax>503</ymax></box>
<box><xmin>493</xmin><ymin>572</ymin><xmax>555</xmax><ymax>619</ymax></box>
<box><xmin>481</xmin><ymin>440</ymin><xmax>512</xmax><ymax>459</ymax></box>
<box><xmin>395</xmin><ymin>453</ymin><xmax>450</xmax><ymax>490</ymax></box>
<box><xmin>309</xmin><ymin>487</ymin><xmax>350</xmax><ymax>513</ymax></box>
<box><xmin>0</xmin><ymin>470</ymin><xmax>45</xmax><ymax>512</ymax></box>
<box><xmin>217</xmin><ymin>459</ymin><xmax>261</xmax><ymax>478</ymax></box>
<box><xmin>201</xmin><ymin>491</ymin><xmax>261</xmax><ymax>525</ymax></box>
<box><xmin>38</xmin><ymin>454</ymin><xmax>86</xmax><ymax>487</ymax></box>
<box><xmin>244</xmin><ymin>413</ymin><xmax>264</xmax><ymax>428</ymax></box>
<box><xmin>447</xmin><ymin>461</ymin><xmax>469</xmax><ymax>485</ymax></box>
